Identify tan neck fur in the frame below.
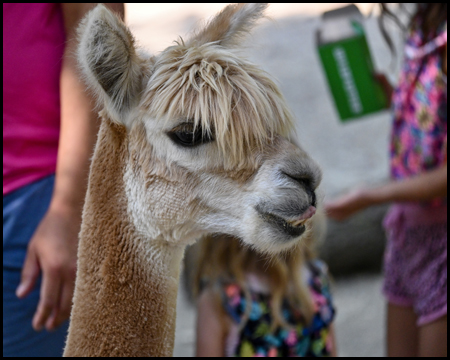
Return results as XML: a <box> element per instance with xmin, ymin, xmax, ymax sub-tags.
<box><xmin>64</xmin><ymin>118</ymin><xmax>184</xmax><ymax>357</ymax></box>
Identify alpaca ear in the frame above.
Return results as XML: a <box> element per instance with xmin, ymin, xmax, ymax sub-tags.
<box><xmin>77</xmin><ymin>4</ymin><xmax>145</xmax><ymax>127</ymax></box>
<box><xmin>188</xmin><ymin>3</ymin><xmax>268</xmax><ymax>47</ymax></box>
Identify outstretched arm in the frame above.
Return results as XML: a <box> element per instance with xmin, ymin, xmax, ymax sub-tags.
<box><xmin>325</xmin><ymin>164</ymin><xmax>447</xmax><ymax>221</ymax></box>
<box><xmin>15</xmin><ymin>3</ymin><xmax>125</xmax><ymax>331</ymax></box>
<box><xmin>327</xmin><ymin>39</ymin><xmax>447</xmax><ymax>222</ymax></box>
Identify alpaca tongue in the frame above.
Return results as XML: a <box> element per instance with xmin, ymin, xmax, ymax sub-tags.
<box><xmin>291</xmin><ymin>206</ymin><xmax>316</xmax><ymax>226</ymax></box>
<box><xmin>299</xmin><ymin>206</ymin><xmax>316</xmax><ymax>220</ymax></box>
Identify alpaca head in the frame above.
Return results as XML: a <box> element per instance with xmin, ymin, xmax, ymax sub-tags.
<box><xmin>77</xmin><ymin>3</ymin><xmax>322</xmax><ymax>254</ymax></box>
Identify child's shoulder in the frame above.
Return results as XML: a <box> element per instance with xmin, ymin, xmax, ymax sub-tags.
<box><xmin>304</xmin><ymin>258</ymin><xmax>334</xmax><ymax>310</ymax></box>
<box><xmin>305</xmin><ymin>258</ymin><xmax>332</xmax><ymax>285</ymax></box>
<box><xmin>218</xmin><ymin>259</ymin><xmax>333</xmax><ymax>297</ymax></box>
<box><xmin>307</xmin><ymin>258</ymin><xmax>330</xmax><ymax>275</ymax></box>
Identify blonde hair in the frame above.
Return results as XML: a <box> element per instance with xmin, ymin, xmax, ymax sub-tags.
<box><xmin>192</xmin><ymin>232</ymin><xmax>317</xmax><ymax>332</ymax></box>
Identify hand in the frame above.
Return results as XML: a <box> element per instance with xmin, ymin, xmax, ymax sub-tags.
<box><xmin>324</xmin><ymin>188</ymin><xmax>373</xmax><ymax>221</ymax></box>
<box><xmin>16</xmin><ymin>207</ymin><xmax>80</xmax><ymax>331</ymax></box>
<box><xmin>373</xmin><ymin>72</ymin><xmax>393</xmax><ymax>107</ymax></box>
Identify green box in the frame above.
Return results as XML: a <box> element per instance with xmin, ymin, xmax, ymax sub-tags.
<box><xmin>317</xmin><ymin>6</ymin><xmax>388</xmax><ymax>122</ymax></box>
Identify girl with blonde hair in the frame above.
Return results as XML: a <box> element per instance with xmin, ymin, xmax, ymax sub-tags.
<box><xmin>192</xmin><ymin>222</ymin><xmax>336</xmax><ymax>357</ymax></box>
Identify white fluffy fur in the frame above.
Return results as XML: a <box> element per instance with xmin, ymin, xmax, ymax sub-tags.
<box><xmin>77</xmin><ymin>3</ymin><xmax>323</xmax><ymax>254</ymax></box>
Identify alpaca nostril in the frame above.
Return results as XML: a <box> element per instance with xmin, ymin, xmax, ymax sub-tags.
<box><xmin>281</xmin><ymin>171</ymin><xmax>313</xmax><ymax>190</ymax></box>
<box><xmin>310</xmin><ymin>190</ymin><xmax>317</xmax><ymax>208</ymax></box>
<box><xmin>297</xmin><ymin>178</ymin><xmax>313</xmax><ymax>192</ymax></box>
<box><xmin>281</xmin><ymin>172</ymin><xmax>317</xmax><ymax>207</ymax></box>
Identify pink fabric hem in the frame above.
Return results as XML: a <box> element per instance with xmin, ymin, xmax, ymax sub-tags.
<box><xmin>383</xmin><ymin>290</ymin><xmax>414</xmax><ymax>307</ymax></box>
<box><xmin>417</xmin><ymin>305</ymin><xmax>447</xmax><ymax>326</ymax></box>
<box><xmin>383</xmin><ymin>202</ymin><xmax>447</xmax><ymax>231</ymax></box>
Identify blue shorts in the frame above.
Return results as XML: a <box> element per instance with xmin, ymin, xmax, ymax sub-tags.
<box><xmin>3</xmin><ymin>175</ymin><xmax>69</xmax><ymax>357</ymax></box>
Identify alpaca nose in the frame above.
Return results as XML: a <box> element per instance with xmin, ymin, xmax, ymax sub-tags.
<box><xmin>281</xmin><ymin>171</ymin><xmax>317</xmax><ymax>207</ymax></box>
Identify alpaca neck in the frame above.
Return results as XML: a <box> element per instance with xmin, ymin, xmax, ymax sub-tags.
<box><xmin>64</xmin><ymin>119</ymin><xmax>184</xmax><ymax>357</ymax></box>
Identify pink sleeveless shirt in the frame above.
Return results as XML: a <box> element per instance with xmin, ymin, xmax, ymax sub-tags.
<box><xmin>3</xmin><ymin>3</ymin><xmax>65</xmax><ymax>196</ymax></box>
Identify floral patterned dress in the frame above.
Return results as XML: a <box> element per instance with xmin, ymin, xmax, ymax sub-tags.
<box><xmin>390</xmin><ymin>18</ymin><xmax>447</xmax><ymax>190</ymax></box>
<box><xmin>220</xmin><ymin>260</ymin><xmax>335</xmax><ymax>357</ymax></box>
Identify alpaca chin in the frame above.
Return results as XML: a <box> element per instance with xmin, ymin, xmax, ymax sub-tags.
<box><xmin>240</xmin><ymin>210</ymin><xmax>315</xmax><ymax>255</ymax></box>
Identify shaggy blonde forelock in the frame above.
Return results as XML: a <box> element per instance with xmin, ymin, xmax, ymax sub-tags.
<box><xmin>142</xmin><ymin>40</ymin><xmax>294</xmax><ymax>168</ymax></box>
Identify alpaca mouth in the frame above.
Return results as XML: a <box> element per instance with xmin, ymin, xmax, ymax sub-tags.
<box><xmin>258</xmin><ymin>211</ymin><xmax>307</xmax><ymax>238</ymax></box>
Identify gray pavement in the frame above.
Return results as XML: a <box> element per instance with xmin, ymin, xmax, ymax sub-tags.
<box><xmin>332</xmin><ymin>273</ymin><xmax>385</xmax><ymax>357</ymax></box>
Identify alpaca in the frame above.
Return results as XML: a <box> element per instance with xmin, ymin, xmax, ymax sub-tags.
<box><xmin>63</xmin><ymin>3</ymin><xmax>322</xmax><ymax>357</ymax></box>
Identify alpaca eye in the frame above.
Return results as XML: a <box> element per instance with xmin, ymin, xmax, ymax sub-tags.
<box><xmin>175</xmin><ymin>130</ymin><xmax>202</xmax><ymax>146</ymax></box>
<box><xmin>168</xmin><ymin>123</ymin><xmax>214</xmax><ymax>147</ymax></box>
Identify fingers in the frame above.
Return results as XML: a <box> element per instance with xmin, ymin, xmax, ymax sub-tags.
<box><xmin>16</xmin><ymin>249</ymin><xmax>40</xmax><ymax>299</ymax></box>
<box><xmin>32</xmin><ymin>268</ymin><xmax>62</xmax><ymax>331</ymax></box>
<box><xmin>16</xmin><ymin>242</ymin><xmax>66</xmax><ymax>331</ymax></box>
<box><xmin>325</xmin><ymin>189</ymin><xmax>370</xmax><ymax>221</ymax></box>
<box><xmin>324</xmin><ymin>204</ymin><xmax>347</xmax><ymax>221</ymax></box>
<box><xmin>17</xmin><ymin>210</ymin><xmax>79</xmax><ymax>331</ymax></box>
<box><xmin>45</xmin><ymin>275</ymin><xmax>75</xmax><ymax>330</ymax></box>
<box><xmin>372</xmin><ymin>72</ymin><xmax>393</xmax><ymax>105</ymax></box>
<box><xmin>373</xmin><ymin>72</ymin><xmax>387</xmax><ymax>82</ymax></box>
<box><xmin>324</xmin><ymin>196</ymin><xmax>357</xmax><ymax>221</ymax></box>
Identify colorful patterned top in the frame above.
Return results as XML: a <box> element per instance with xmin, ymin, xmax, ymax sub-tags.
<box><xmin>390</xmin><ymin>17</ymin><xmax>447</xmax><ymax>189</ymax></box>
<box><xmin>220</xmin><ymin>260</ymin><xmax>335</xmax><ymax>357</ymax></box>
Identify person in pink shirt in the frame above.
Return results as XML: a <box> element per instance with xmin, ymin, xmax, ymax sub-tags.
<box><xmin>325</xmin><ymin>3</ymin><xmax>447</xmax><ymax>357</ymax></box>
<box><xmin>3</xmin><ymin>3</ymin><xmax>124</xmax><ymax>356</ymax></box>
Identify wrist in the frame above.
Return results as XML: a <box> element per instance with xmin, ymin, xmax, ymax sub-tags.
<box><xmin>48</xmin><ymin>179</ymin><xmax>88</xmax><ymax>219</ymax></box>
<box><xmin>359</xmin><ymin>188</ymin><xmax>382</xmax><ymax>207</ymax></box>
<box><xmin>362</xmin><ymin>185</ymin><xmax>390</xmax><ymax>206</ymax></box>
<box><xmin>48</xmin><ymin>196</ymin><xmax>84</xmax><ymax>220</ymax></box>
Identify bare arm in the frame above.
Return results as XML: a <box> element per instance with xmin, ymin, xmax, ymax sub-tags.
<box><xmin>196</xmin><ymin>289</ymin><xmax>227</xmax><ymax>357</ymax></box>
<box><xmin>365</xmin><ymin>164</ymin><xmax>447</xmax><ymax>204</ymax></box>
<box><xmin>53</xmin><ymin>5</ymin><xmax>124</xmax><ymax>212</ymax></box>
<box><xmin>16</xmin><ymin>3</ymin><xmax>124</xmax><ymax>331</ymax></box>
<box><xmin>325</xmin><ymin>164</ymin><xmax>447</xmax><ymax>221</ymax></box>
